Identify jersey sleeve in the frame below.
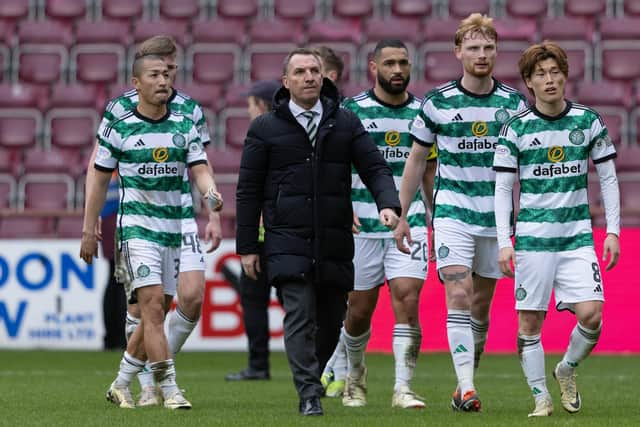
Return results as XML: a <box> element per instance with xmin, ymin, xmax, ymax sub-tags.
<box><xmin>493</xmin><ymin>123</ymin><xmax>519</xmax><ymax>172</ymax></box>
<box><xmin>410</xmin><ymin>99</ymin><xmax>436</xmax><ymax>147</ymax></box>
<box><xmin>588</xmin><ymin>112</ymin><xmax>617</xmax><ymax>164</ymax></box>
<box><xmin>186</xmin><ymin>125</ymin><xmax>208</xmax><ymax>166</ymax></box>
<box><xmin>95</xmin><ymin>122</ymin><xmax>122</xmax><ymax>171</ymax></box>
<box><xmin>191</xmin><ymin>102</ymin><xmax>211</xmax><ymax>146</ymax></box>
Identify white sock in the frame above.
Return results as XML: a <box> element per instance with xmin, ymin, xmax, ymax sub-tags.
<box><xmin>323</xmin><ymin>328</ymin><xmax>347</xmax><ymax>381</ymax></box>
<box><xmin>125</xmin><ymin>313</ymin><xmax>140</xmax><ymax>342</ymax></box>
<box><xmin>149</xmin><ymin>359</ymin><xmax>179</xmax><ymax>398</ymax></box>
<box><xmin>167</xmin><ymin>307</ymin><xmax>197</xmax><ymax>356</ymax></box>
<box><xmin>558</xmin><ymin>322</ymin><xmax>602</xmax><ymax>376</ymax></box>
<box><xmin>470</xmin><ymin>317</ymin><xmax>489</xmax><ymax>369</ymax></box>
<box><xmin>393</xmin><ymin>324</ymin><xmax>421</xmax><ymax>391</ymax></box>
<box><xmin>518</xmin><ymin>333</ymin><xmax>549</xmax><ymax>400</ymax></box>
<box><xmin>114</xmin><ymin>351</ymin><xmax>144</xmax><ymax>386</ymax></box>
<box><xmin>344</xmin><ymin>328</ymin><xmax>370</xmax><ymax>378</ymax></box>
<box><xmin>137</xmin><ymin>363</ymin><xmax>155</xmax><ymax>390</ymax></box>
<box><xmin>447</xmin><ymin>309</ymin><xmax>474</xmax><ymax>394</ymax></box>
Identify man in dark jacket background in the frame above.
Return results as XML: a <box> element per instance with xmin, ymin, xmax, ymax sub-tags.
<box><xmin>236</xmin><ymin>48</ymin><xmax>401</xmax><ymax>416</ymax></box>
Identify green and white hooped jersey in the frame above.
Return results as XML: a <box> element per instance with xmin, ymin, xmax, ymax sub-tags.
<box><xmin>493</xmin><ymin>101</ymin><xmax>617</xmax><ymax>252</ymax></box>
<box><xmin>343</xmin><ymin>90</ymin><xmax>426</xmax><ymax>238</ymax></box>
<box><xmin>95</xmin><ymin>110</ymin><xmax>208</xmax><ymax>247</ymax></box>
<box><xmin>100</xmin><ymin>88</ymin><xmax>211</xmax><ymax>235</ymax></box>
<box><xmin>410</xmin><ymin>79</ymin><xmax>528</xmax><ymax>236</ymax></box>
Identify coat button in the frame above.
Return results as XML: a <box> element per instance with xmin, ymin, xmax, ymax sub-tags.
<box><xmin>305</xmin><ymin>157</ymin><xmax>310</xmax><ymax>162</ymax></box>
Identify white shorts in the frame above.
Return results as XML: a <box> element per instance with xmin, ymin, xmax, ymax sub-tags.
<box><xmin>514</xmin><ymin>246</ymin><xmax>605</xmax><ymax>312</ymax></box>
<box><xmin>121</xmin><ymin>239</ymin><xmax>180</xmax><ymax>297</ymax></box>
<box><xmin>353</xmin><ymin>231</ymin><xmax>428</xmax><ymax>291</ymax></box>
<box><xmin>179</xmin><ymin>232</ymin><xmax>205</xmax><ymax>272</ymax></box>
<box><xmin>434</xmin><ymin>223</ymin><xmax>501</xmax><ymax>279</ymax></box>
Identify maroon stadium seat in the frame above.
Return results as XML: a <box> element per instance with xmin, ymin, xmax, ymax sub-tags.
<box><xmin>223</xmin><ymin>83</ymin><xmax>252</xmax><ymax>108</ymax></box>
<box><xmin>492</xmin><ymin>43</ymin><xmax>530</xmax><ymax>84</ymax></box>
<box><xmin>0</xmin><ymin>174</ymin><xmax>16</xmax><ymax>208</ymax></box>
<box><xmin>363</xmin><ymin>17</ymin><xmax>423</xmax><ymax>44</ymax></box>
<box><xmin>622</xmin><ymin>0</ymin><xmax>640</xmax><ymax>16</ymax></box>
<box><xmin>390</xmin><ymin>0</ymin><xmax>433</xmax><ymax>20</ymax></box>
<box><xmin>174</xmin><ymin>83</ymin><xmax>224</xmax><ymax>112</ymax></box>
<box><xmin>191</xmin><ymin>20</ymin><xmax>247</xmax><ymax>45</ymax></box>
<box><xmin>0</xmin><ymin>149</ymin><xmax>19</xmax><ymax>177</ymax></box>
<box><xmin>216</xmin><ymin>182</ymin><xmax>237</xmax><ymax>217</ymax></box>
<box><xmin>539</xmin><ymin>17</ymin><xmax>595</xmax><ymax>42</ymax></box>
<box><xmin>44</xmin><ymin>0</ymin><xmax>88</xmax><ymax>23</ymax></box>
<box><xmin>132</xmin><ymin>20</ymin><xmax>189</xmax><ymax>47</ymax></box>
<box><xmin>0</xmin><ymin>108</ymin><xmax>42</xmax><ymax>150</ymax></box>
<box><xmin>307</xmin><ymin>19</ymin><xmax>362</xmax><ymax>44</ymax></box>
<box><xmin>56</xmin><ymin>214</ymin><xmax>83</xmax><ymax>238</ymax></box>
<box><xmin>597</xmin><ymin>43</ymin><xmax>640</xmax><ymax>82</ymax></box>
<box><xmin>249</xmin><ymin>19</ymin><xmax>305</xmax><ymax>44</ymax></box>
<box><xmin>50</xmin><ymin>83</ymin><xmax>100</xmax><ymax>109</ymax></box>
<box><xmin>219</xmin><ymin>108</ymin><xmax>250</xmax><ymax>151</ymax></box>
<box><xmin>614</xmin><ymin>145</ymin><xmax>640</xmax><ymax>173</ymax></box>
<box><xmin>0</xmin><ymin>45</ymin><xmax>8</xmax><ymax>82</ymax></box>
<box><xmin>70</xmin><ymin>44</ymin><xmax>125</xmax><ymax>86</ymax></box>
<box><xmin>332</xmin><ymin>0</ymin><xmax>374</xmax><ymax>21</ymax></box>
<box><xmin>423</xmin><ymin>19</ymin><xmax>459</xmax><ymax>42</ymax></box>
<box><xmin>0</xmin><ymin>83</ymin><xmax>47</xmax><ymax>109</ymax></box>
<box><xmin>247</xmin><ymin>46</ymin><xmax>294</xmax><ymax>82</ymax></box>
<box><xmin>208</xmin><ymin>147</ymin><xmax>243</xmax><ymax>174</ymax></box>
<box><xmin>619</xmin><ymin>177</ymin><xmax>640</xmax><ymax>227</ymax></box>
<box><xmin>22</xmin><ymin>148</ymin><xmax>81</xmax><ymax>175</ymax></box>
<box><xmin>274</xmin><ymin>0</ymin><xmax>316</xmax><ymax>22</ymax></box>
<box><xmin>45</xmin><ymin>108</ymin><xmax>100</xmax><ymax>152</ymax></box>
<box><xmin>159</xmin><ymin>0</ymin><xmax>202</xmax><ymax>21</ymax></box>
<box><xmin>421</xmin><ymin>48</ymin><xmax>461</xmax><ymax>84</ymax></box>
<box><xmin>493</xmin><ymin>19</ymin><xmax>536</xmax><ymax>43</ymax></box>
<box><xmin>18</xmin><ymin>20</ymin><xmax>74</xmax><ymax>45</ymax></box>
<box><xmin>448</xmin><ymin>0</ymin><xmax>490</xmax><ymax>19</ymax></box>
<box><xmin>101</xmin><ymin>0</ymin><xmax>143</xmax><ymax>22</ymax></box>
<box><xmin>217</xmin><ymin>0</ymin><xmax>259</xmax><ymax>20</ymax></box>
<box><xmin>592</xmin><ymin>107</ymin><xmax>628</xmax><ymax>146</ymax></box>
<box><xmin>75</xmin><ymin>20</ymin><xmax>130</xmax><ymax>45</ymax></box>
<box><xmin>13</xmin><ymin>45</ymin><xmax>67</xmax><ymax>85</ymax></box>
<box><xmin>599</xmin><ymin>17</ymin><xmax>640</xmax><ymax>41</ymax></box>
<box><xmin>19</xmin><ymin>173</ymin><xmax>76</xmax><ymax>211</ymax></box>
<box><xmin>504</xmin><ymin>0</ymin><xmax>547</xmax><ymax>19</ymax></box>
<box><xmin>575</xmin><ymin>81</ymin><xmax>633</xmax><ymax>109</ymax></box>
<box><xmin>187</xmin><ymin>44</ymin><xmax>240</xmax><ymax>85</ymax></box>
<box><xmin>564</xmin><ymin>0</ymin><xmax>607</xmax><ymax>20</ymax></box>
<box><xmin>0</xmin><ymin>216</ymin><xmax>56</xmax><ymax>238</ymax></box>
<box><xmin>0</xmin><ymin>0</ymin><xmax>30</xmax><ymax>24</ymax></box>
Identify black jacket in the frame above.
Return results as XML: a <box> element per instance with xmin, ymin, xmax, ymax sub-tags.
<box><xmin>236</xmin><ymin>78</ymin><xmax>400</xmax><ymax>290</ymax></box>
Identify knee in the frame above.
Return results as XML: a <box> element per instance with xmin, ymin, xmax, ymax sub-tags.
<box><xmin>518</xmin><ymin>311</ymin><xmax>543</xmax><ymax>336</ymax></box>
<box><xmin>447</xmin><ymin>287</ymin><xmax>470</xmax><ymax>309</ymax></box>
<box><xmin>579</xmin><ymin>309</ymin><xmax>602</xmax><ymax>330</ymax></box>
<box><xmin>346</xmin><ymin>304</ymin><xmax>374</xmax><ymax>327</ymax></box>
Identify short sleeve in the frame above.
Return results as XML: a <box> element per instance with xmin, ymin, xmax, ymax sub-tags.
<box><xmin>493</xmin><ymin>124</ymin><xmax>519</xmax><ymax>172</ymax></box>
<box><xmin>410</xmin><ymin>99</ymin><xmax>437</xmax><ymax>146</ymax></box>
<box><xmin>186</xmin><ymin>125</ymin><xmax>208</xmax><ymax>165</ymax></box>
<box><xmin>588</xmin><ymin>113</ymin><xmax>617</xmax><ymax>164</ymax></box>
<box><xmin>192</xmin><ymin>103</ymin><xmax>211</xmax><ymax>145</ymax></box>
<box><xmin>95</xmin><ymin>123</ymin><xmax>121</xmax><ymax>171</ymax></box>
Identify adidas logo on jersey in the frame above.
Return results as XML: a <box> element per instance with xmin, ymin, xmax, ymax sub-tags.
<box><xmin>452</xmin><ymin>113</ymin><xmax>464</xmax><ymax>122</ymax></box>
<box><xmin>366</xmin><ymin>122</ymin><xmax>378</xmax><ymax>130</ymax></box>
<box><xmin>529</xmin><ymin>138</ymin><xmax>542</xmax><ymax>147</ymax></box>
<box><xmin>135</xmin><ymin>139</ymin><xmax>145</xmax><ymax>147</ymax></box>
<box><xmin>593</xmin><ymin>284</ymin><xmax>602</xmax><ymax>293</ymax></box>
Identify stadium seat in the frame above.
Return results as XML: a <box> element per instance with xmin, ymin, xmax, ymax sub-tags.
<box><xmin>273</xmin><ymin>0</ymin><xmax>317</xmax><ymax>22</ymax></box>
<box><xmin>18</xmin><ymin>173</ymin><xmax>76</xmax><ymax>211</ymax></box>
<box><xmin>219</xmin><ymin>108</ymin><xmax>250</xmax><ymax>150</ymax></box>
<box><xmin>599</xmin><ymin>17</ymin><xmax>640</xmax><ymax>40</ymax></box>
<box><xmin>0</xmin><ymin>173</ymin><xmax>16</xmax><ymax>208</ymax></box>
<box><xmin>619</xmin><ymin>177</ymin><xmax>640</xmax><ymax>226</ymax></box>
<box><xmin>249</xmin><ymin>18</ymin><xmax>305</xmax><ymax>44</ymax></box>
<box><xmin>207</xmin><ymin>147</ymin><xmax>243</xmax><ymax>174</ymax></box>
<box><xmin>575</xmin><ymin>80</ymin><xmax>633</xmax><ymax>109</ymax></box>
<box><xmin>0</xmin><ymin>20</ymin><xmax>12</xmax><ymax>46</ymax></box>
<box><xmin>45</xmin><ymin>108</ymin><xmax>100</xmax><ymax>152</ymax></box>
<box><xmin>69</xmin><ymin>44</ymin><xmax>125</xmax><ymax>86</ymax></box>
<box><xmin>56</xmin><ymin>214</ymin><xmax>83</xmax><ymax>238</ymax></box>
<box><xmin>44</xmin><ymin>0</ymin><xmax>88</xmax><ymax>23</ymax></box>
<box><xmin>503</xmin><ymin>0</ymin><xmax>548</xmax><ymax>19</ymax></box>
<box><xmin>101</xmin><ymin>0</ymin><xmax>144</xmax><ymax>22</ymax></box>
<box><xmin>596</xmin><ymin>42</ymin><xmax>640</xmax><ymax>82</ymax></box>
<box><xmin>563</xmin><ymin>0</ymin><xmax>608</xmax><ymax>20</ymax></box>
<box><xmin>187</xmin><ymin>44</ymin><xmax>241</xmax><ymax>85</ymax></box>
<box><xmin>307</xmin><ymin>19</ymin><xmax>363</xmax><ymax>44</ymax></box>
<box><xmin>539</xmin><ymin>17</ymin><xmax>595</xmax><ymax>42</ymax></box>
<box><xmin>331</xmin><ymin>0</ymin><xmax>374</xmax><ymax>21</ymax></box>
<box><xmin>594</xmin><ymin>107</ymin><xmax>628</xmax><ymax>146</ymax></box>
<box><xmin>630</xmin><ymin>106</ymin><xmax>640</xmax><ymax>145</ymax></box>
<box><xmin>390</xmin><ymin>0</ymin><xmax>433</xmax><ymax>20</ymax></box>
<box><xmin>492</xmin><ymin>43</ymin><xmax>530</xmax><ymax>84</ymax></box>
<box><xmin>0</xmin><ymin>45</ymin><xmax>8</xmax><ymax>82</ymax></box>
<box><xmin>621</xmin><ymin>0</ymin><xmax>640</xmax><ymax>16</ymax></box>
<box><xmin>362</xmin><ymin>17</ymin><xmax>422</xmax><ymax>44</ymax></box>
<box><xmin>17</xmin><ymin>20</ymin><xmax>74</xmax><ymax>46</ymax></box>
<box><xmin>174</xmin><ymin>82</ymin><xmax>224</xmax><ymax>112</ymax></box>
<box><xmin>22</xmin><ymin>147</ymin><xmax>81</xmax><ymax>175</ymax></box>
<box><xmin>0</xmin><ymin>0</ymin><xmax>30</xmax><ymax>24</ymax></box>
<box><xmin>223</xmin><ymin>83</ymin><xmax>252</xmax><ymax>108</ymax></box>
<box><xmin>216</xmin><ymin>0</ymin><xmax>259</xmax><ymax>20</ymax></box>
<box><xmin>50</xmin><ymin>82</ymin><xmax>101</xmax><ymax>110</ymax></box>
<box><xmin>448</xmin><ymin>0</ymin><xmax>491</xmax><ymax>19</ymax></box>
<box><xmin>12</xmin><ymin>45</ymin><xmax>68</xmax><ymax>85</ymax></box>
<box><xmin>423</xmin><ymin>18</ymin><xmax>460</xmax><ymax>42</ymax></box>
<box><xmin>216</xmin><ymin>182</ymin><xmax>237</xmax><ymax>217</ymax></box>
<box><xmin>0</xmin><ymin>108</ymin><xmax>42</xmax><ymax>150</ymax></box>
<box><xmin>493</xmin><ymin>18</ymin><xmax>536</xmax><ymax>43</ymax></box>
<box><xmin>191</xmin><ymin>19</ymin><xmax>247</xmax><ymax>45</ymax></box>
<box><xmin>132</xmin><ymin>19</ymin><xmax>189</xmax><ymax>47</ymax></box>
<box><xmin>247</xmin><ymin>45</ymin><xmax>296</xmax><ymax>82</ymax></box>
<box><xmin>0</xmin><ymin>82</ymin><xmax>47</xmax><ymax>110</ymax></box>
<box><xmin>0</xmin><ymin>148</ymin><xmax>19</xmax><ymax>177</ymax></box>
<box><xmin>614</xmin><ymin>145</ymin><xmax>640</xmax><ymax>173</ymax></box>
<box><xmin>74</xmin><ymin>19</ymin><xmax>131</xmax><ymax>45</ymax></box>
<box><xmin>421</xmin><ymin>46</ymin><xmax>461</xmax><ymax>84</ymax></box>
<box><xmin>159</xmin><ymin>0</ymin><xmax>203</xmax><ymax>21</ymax></box>
<box><xmin>0</xmin><ymin>215</ymin><xmax>56</xmax><ymax>238</ymax></box>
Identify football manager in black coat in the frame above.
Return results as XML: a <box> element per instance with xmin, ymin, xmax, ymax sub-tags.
<box><xmin>236</xmin><ymin>47</ymin><xmax>401</xmax><ymax>416</ymax></box>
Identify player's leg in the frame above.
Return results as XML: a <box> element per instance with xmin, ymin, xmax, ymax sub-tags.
<box><xmin>342</xmin><ymin>237</ymin><xmax>383</xmax><ymax>407</ymax></box>
<box><xmin>515</xmin><ymin>250</ymin><xmax>555</xmax><ymax>417</ymax></box>
<box><xmin>553</xmin><ymin>248</ymin><xmax>605</xmax><ymax>413</ymax></box>
<box><xmin>470</xmin><ymin>236</ymin><xmax>501</xmax><ymax>369</ymax></box>
<box><xmin>435</xmin><ymin>226</ymin><xmax>479</xmax><ymax>411</ymax></box>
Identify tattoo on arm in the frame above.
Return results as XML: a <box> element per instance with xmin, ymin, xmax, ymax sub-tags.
<box><xmin>442</xmin><ymin>269</ymin><xmax>471</xmax><ymax>284</ymax></box>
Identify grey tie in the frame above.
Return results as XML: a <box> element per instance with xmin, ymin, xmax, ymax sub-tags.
<box><xmin>302</xmin><ymin>111</ymin><xmax>317</xmax><ymax>146</ymax></box>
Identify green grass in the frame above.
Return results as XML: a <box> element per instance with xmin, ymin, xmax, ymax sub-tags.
<box><xmin>1</xmin><ymin>351</ymin><xmax>638</xmax><ymax>426</ymax></box>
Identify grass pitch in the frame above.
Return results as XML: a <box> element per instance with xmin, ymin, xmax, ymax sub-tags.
<box><xmin>1</xmin><ymin>351</ymin><xmax>637</xmax><ymax>426</ymax></box>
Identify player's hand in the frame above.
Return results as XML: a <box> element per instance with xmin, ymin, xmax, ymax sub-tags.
<box><xmin>241</xmin><ymin>254</ymin><xmax>260</xmax><ymax>280</ymax></box>
<box><xmin>602</xmin><ymin>233</ymin><xmax>620</xmax><ymax>270</ymax></box>
<box><xmin>379</xmin><ymin>208</ymin><xmax>399</xmax><ymax>230</ymax></box>
<box><xmin>80</xmin><ymin>231</ymin><xmax>99</xmax><ymax>264</ymax></box>
<box><xmin>352</xmin><ymin>212</ymin><xmax>361</xmax><ymax>234</ymax></box>
<box><xmin>498</xmin><ymin>247</ymin><xmax>515</xmax><ymax>278</ymax></box>
<box><xmin>429</xmin><ymin>230</ymin><xmax>436</xmax><ymax>262</ymax></box>
<box><xmin>393</xmin><ymin>218</ymin><xmax>412</xmax><ymax>254</ymax></box>
<box><xmin>205</xmin><ymin>211</ymin><xmax>222</xmax><ymax>253</ymax></box>
<box><xmin>94</xmin><ymin>216</ymin><xmax>103</xmax><ymax>241</ymax></box>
